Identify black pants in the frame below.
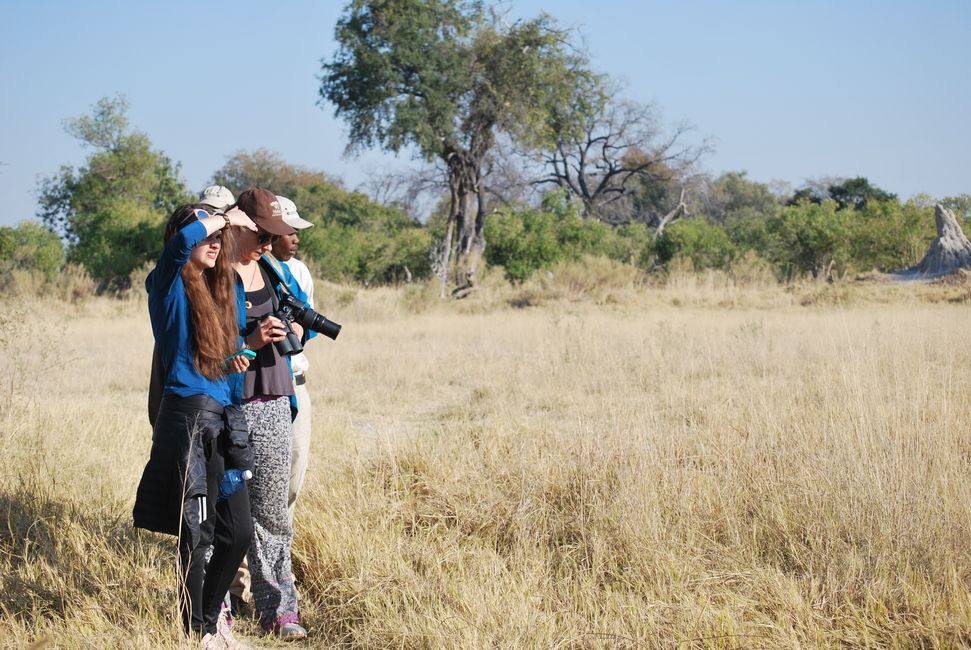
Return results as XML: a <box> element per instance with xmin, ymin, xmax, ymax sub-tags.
<box><xmin>178</xmin><ymin>436</ymin><xmax>253</xmax><ymax>635</ymax></box>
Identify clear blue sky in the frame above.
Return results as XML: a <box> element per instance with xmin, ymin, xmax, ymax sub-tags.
<box><xmin>1</xmin><ymin>0</ymin><xmax>969</xmax><ymax>227</ymax></box>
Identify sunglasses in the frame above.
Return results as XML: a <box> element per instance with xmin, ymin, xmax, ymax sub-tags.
<box><xmin>257</xmin><ymin>231</ymin><xmax>279</xmax><ymax>245</ymax></box>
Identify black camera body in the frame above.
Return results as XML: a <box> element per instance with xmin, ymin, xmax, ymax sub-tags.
<box><xmin>272</xmin><ymin>293</ymin><xmax>341</xmax><ymax>357</ymax></box>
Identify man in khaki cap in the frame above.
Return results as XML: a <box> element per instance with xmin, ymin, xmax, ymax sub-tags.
<box><xmin>270</xmin><ymin>196</ymin><xmax>315</xmax><ymax>523</ymax></box>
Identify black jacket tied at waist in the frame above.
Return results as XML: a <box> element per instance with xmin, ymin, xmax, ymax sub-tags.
<box><xmin>133</xmin><ymin>394</ymin><xmax>252</xmax><ymax>537</ymax></box>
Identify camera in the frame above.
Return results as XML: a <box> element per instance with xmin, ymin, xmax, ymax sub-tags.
<box><xmin>272</xmin><ymin>293</ymin><xmax>342</xmax><ymax>357</ymax></box>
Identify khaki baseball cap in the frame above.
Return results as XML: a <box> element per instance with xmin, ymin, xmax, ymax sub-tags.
<box><xmin>199</xmin><ymin>185</ymin><xmax>235</xmax><ymax>211</ymax></box>
<box><xmin>275</xmin><ymin>195</ymin><xmax>314</xmax><ymax>230</ymax></box>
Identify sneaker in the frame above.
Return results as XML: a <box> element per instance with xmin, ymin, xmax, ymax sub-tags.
<box><xmin>217</xmin><ymin>600</ymin><xmax>233</xmax><ymax>632</ymax></box>
<box><xmin>277</xmin><ymin>622</ymin><xmax>308</xmax><ymax>641</ymax></box>
<box><xmin>218</xmin><ymin>628</ymin><xmax>251</xmax><ymax>650</ymax></box>
<box><xmin>201</xmin><ymin>633</ymin><xmax>230</xmax><ymax>650</ymax></box>
<box><xmin>216</xmin><ymin>608</ymin><xmax>251</xmax><ymax>650</ymax></box>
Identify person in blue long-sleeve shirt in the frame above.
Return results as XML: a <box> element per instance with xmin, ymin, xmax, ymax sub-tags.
<box><xmin>133</xmin><ymin>203</ymin><xmax>259</xmax><ymax>648</ymax></box>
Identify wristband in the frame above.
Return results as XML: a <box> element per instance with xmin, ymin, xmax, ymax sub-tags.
<box><xmin>222</xmin><ymin>213</ymin><xmax>231</xmax><ymax>229</ymax></box>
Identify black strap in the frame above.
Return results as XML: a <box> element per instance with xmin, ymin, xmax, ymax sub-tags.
<box><xmin>148</xmin><ymin>345</ymin><xmax>165</xmax><ymax>427</ymax></box>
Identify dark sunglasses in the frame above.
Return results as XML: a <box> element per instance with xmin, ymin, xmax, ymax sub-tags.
<box><xmin>257</xmin><ymin>231</ymin><xmax>279</xmax><ymax>245</ymax></box>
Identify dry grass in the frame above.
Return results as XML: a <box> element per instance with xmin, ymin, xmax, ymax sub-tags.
<box><xmin>1</xmin><ymin>271</ymin><xmax>970</xmax><ymax>648</ymax></box>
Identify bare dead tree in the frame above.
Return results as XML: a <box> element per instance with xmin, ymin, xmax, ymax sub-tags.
<box><xmin>479</xmin><ymin>137</ymin><xmax>538</xmax><ymax>210</ymax></box>
<box><xmin>653</xmin><ymin>187</ymin><xmax>688</xmax><ymax>238</ymax></box>
<box><xmin>530</xmin><ymin>94</ymin><xmax>710</xmax><ymax>225</ymax></box>
<box><xmin>356</xmin><ymin>163</ymin><xmax>446</xmax><ymax>222</ymax></box>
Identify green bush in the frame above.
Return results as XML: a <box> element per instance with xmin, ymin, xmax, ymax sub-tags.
<box><xmin>655</xmin><ymin>218</ymin><xmax>736</xmax><ymax>270</ymax></box>
<box><xmin>486</xmin><ymin>191</ymin><xmax>656</xmax><ymax>282</ymax></box>
<box><xmin>0</xmin><ymin>221</ymin><xmax>65</xmax><ymax>282</ymax></box>
<box><xmin>844</xmin><ymin>200</ymin><xmax>934</xmax><ymax>272</ymax></box>
<box><xmin>765</xmin><ymin>200</ymin><xmax>849</xmax><ymax>278</ymax></box>
<box><xmin>485</xmin><ymin>206</ymin><xmax>562</xmax><ymax>282</ymax></box>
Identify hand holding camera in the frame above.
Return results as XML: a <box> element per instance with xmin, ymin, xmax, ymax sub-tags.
<box><xmin>246</xmin><ymin>315</ymin><xmax>289</xmax><ymax>350</ymax></box>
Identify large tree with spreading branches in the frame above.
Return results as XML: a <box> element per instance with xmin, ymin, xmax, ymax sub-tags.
<box><xmin>319</xmin><ymin>0</ymin><xmax>596</xmax><ymax>297</ymax></box>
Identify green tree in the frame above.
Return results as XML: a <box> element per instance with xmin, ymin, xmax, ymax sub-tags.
<box><xmin>486</xmin><ymin>206</ymin><xmax>564</xmax><ymax>282</ymax></box>
<box><xmin>767</xmin><ymin>200</ymin><xmax>849</xmax><ymax>278</ymax></box>
<box><xmin>37</xmin><ymin>96</ymin><xmax>191</xmax><ymax>287</ymax></box>
<box><xmin>827</xmin><ymin>177</ymin><xmax>896</xmax><ymax>211</ymax></box>
<box><xmin>210</xmin><ymin>149</ymin><xmax>338</xmax><ymax>197</ymax></box>
<box><xmin>235</xmin><ymin>173</ymin><xmax>436</xmax><ymax>285</ymax></box>
<box><xmin>320</xmin><ymin>0</ymin><xmax>595</xmax><ymax>296</ymax></box>
<box><xmin>0</xmin><ymin>221</ymin><xmax>65</xmax><ymax>281</ymax></box>
<box><xmin>786</xmin><ymin>176</ymin><xmax>896</xmax><ymax>211</ymax></box>
<box><xmin>940</xmin><ymin>194</ymin><xmax>971</xmax><ymax>220</ymax></box>
<box><xmin>705</xmin><ymin>171</ymin><xmax>781</xmax><ymax>224</ymax></box>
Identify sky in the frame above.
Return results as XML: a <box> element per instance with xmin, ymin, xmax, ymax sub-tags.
<box><xmin>1</xmin><ymin>0</ymin><xmax>969</xmax><ymax>227</ymax></box>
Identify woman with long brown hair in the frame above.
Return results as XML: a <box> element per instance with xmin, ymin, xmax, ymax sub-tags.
<box><xmin>134</xmin><ymin>203</ymin><xmax>258</xmax><ymax>648</ymax></box>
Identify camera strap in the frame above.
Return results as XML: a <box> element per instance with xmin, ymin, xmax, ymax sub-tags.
<box><xmin>257</xmin><ymin>254</ymin><xmax>297</xmax><ymax>308</ymax></box>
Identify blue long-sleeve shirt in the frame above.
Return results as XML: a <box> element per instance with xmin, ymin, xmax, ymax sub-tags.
<box><xmin>146</xmin><ymin>221</ymin><xmax>241</xmax><ymax>406</ymax></box>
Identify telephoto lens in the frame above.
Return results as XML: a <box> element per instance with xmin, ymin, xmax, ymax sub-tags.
<box><xmin>281</xmin><ymin>293</ymin><xmax>342</xmax><ymax>340</ymax></box>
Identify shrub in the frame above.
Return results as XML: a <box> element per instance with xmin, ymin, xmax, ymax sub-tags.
<box><xmin>844</xmin><ymin>200</ymin><xmax>934</xmax><ymax>272</ymax></box>
<box><xmin>655</xmin><ymin>218</ymin><xmax>736</xmax><ymax>270</ymax></box>
<box><xmin>0</xmin><ymin>221</ymin><xmax>65</xmax><ymax>282</ymax></box>
<box><xmin>766</xmin><ymin>199</ymin><xmax>849</xmax><ymax>278</ymax></box>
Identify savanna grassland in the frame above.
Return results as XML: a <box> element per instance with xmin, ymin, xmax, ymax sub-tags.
<box><xmin>1</xmin><ymin>265</ymin><xmax>970</xmax><ymax>649</ymax></box>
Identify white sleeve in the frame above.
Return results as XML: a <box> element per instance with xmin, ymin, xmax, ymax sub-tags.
<box><xmin>285</xmin><ymin>258</ymin><xmax>315</xmax><ymax>308</ymax></box>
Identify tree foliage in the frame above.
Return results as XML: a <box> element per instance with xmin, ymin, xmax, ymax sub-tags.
<box><xmin>320</xmin><ymin>0</ymin><xmax>596</xmax><ymax>293</ymax></box>
<box><xmin>704</xmin><ymin>172</ymin><xmax>781</xmax><ymax>224</ymax></box>
<box><xmin>36</xmin><ymin>96</ymin><xmax>191</xmax><ymax>286</ymax></box>
<box><xmin>210</xmin><ymin>149</ymin><xmax>338</xmax><ymax>197</ymax></box>
<box><xmin>787</xmin><ymin>176</ymin><xmax>895</xmax><ymax>211</ymax></box>
<box><xmin>485</xmin><ymin>190</ymin><xmax>647</xmax><ymax>282</ymax></box>
<box><xmin>828</xmin><ymin>177</ymin><xmax>897</xmax><ymax>211</ymax></box>
<box><xmin>0</xmin><ymin>221</ymin><xmax>65</xmax><ymax>281</ymax></box>
<box><xmin>655</xmin><ymin>218</ymin><xmax>736</xmax><ymax>270</ymax></box>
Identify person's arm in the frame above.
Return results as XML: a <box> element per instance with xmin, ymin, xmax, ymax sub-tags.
<box><xmin>148</xmin><ymin>208</ymin><xmax>256</xmax><ymax>293</ymax></box>
<box><xmin>148</xmin><ymin>221</ymin><xmax>207</xmax><ymax>293</ymax></box>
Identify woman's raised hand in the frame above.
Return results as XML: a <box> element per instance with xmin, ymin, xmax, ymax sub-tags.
<box><xmin>225</xmin><ymin>207</ymin><xmax>257</xmax><ymax>231</ymax></box>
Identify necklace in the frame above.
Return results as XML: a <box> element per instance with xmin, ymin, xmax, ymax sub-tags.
<box><xmin>241</xmin><ymin>263</ymin><xmax>260</xmax><ymax>309</ymax></box>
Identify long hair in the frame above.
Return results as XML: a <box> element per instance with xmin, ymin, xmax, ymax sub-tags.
<box><xmin>164</xmin><ymin>205</ymin><xmax>239</xmax><ymax>379</ymax></box>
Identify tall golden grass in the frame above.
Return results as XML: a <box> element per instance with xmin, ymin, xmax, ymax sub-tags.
<box><xmin>1</xmin><ymin>267</ymin><xmax>970</xmax><ymax>648</ymax></box>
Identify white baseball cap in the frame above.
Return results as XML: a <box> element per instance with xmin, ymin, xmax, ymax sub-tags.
<box><xmin>199</xmin><ymin>185</ymin><xmax>236</xmax><ymax>211</ymax></box>
<box><xmin>275</xmin><ymin>195</ymin><xmax>314</xmax><ymax>230</ymax></box>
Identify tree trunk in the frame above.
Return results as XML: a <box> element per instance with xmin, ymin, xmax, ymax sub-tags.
<box><xmin>653</xmin><ymin>187</ymin><xmax>687</xmax><ymax>239</ymax></box>
<box><xmin>442</xmin><ymin>149</ymin><xmax>486</xmax><ymax>298</ymax></box>
<box><xmin>436</xmin><ymin>176</ymin><xmax>459</xmax><ymax>299</ymax></box>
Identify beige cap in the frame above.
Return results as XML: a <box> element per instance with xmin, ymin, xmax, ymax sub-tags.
<box><xmin>275</xmin><ymin>195</ymin><xmax>314</xmax><ymax>229</ymax></box>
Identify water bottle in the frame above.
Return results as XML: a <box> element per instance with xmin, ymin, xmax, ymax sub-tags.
<box><xmin>218</xmin><ymin>468</ymin><xmax>253</xmax><ymax>502</ymax></box>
